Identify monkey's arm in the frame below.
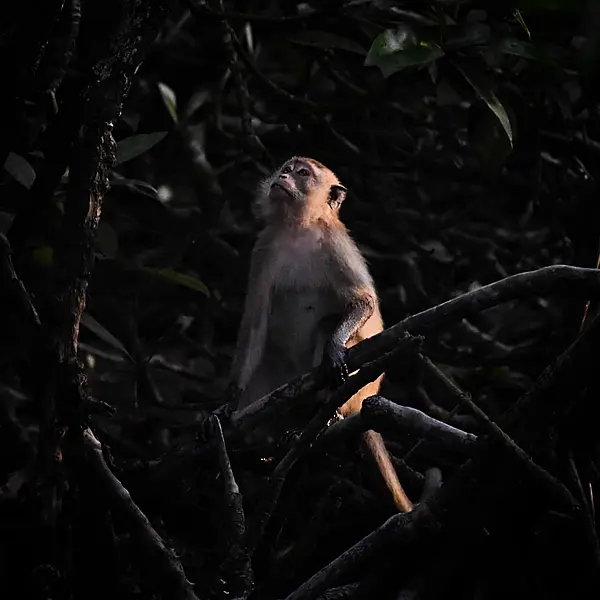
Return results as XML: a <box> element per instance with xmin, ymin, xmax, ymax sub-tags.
<box><xmin>322</xmin><ymin>292</ymin><xmax>376</xmax><ymax>385</ymax></box>
<box><xmin>230</xmin><ymin>246</ymin><xmax>272</xmax><ymax>391</ymax></box>
<box><xmin>321</xmin><ymin>231</ymin><xmax>379</xmax><ymax>383</ymax></box>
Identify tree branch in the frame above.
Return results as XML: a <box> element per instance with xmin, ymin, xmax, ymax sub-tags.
<box><xmin>231</xmin><ymin>265</ymin><xmax>600</xmax><ymax>434</ymax></box>
<box><xmin>281</xmin><ymin>309</ymin><xmax>600</xmax><ymax>600</ymax></box>
<box><xmin>83</xmin><ymin>429</ymin><xmax>200</xmax><ymax>600</ymax></box>
<box><xmin>361</xmin><ymin>395</ymin><xmax>477</xmax><ymax>458</ymax></box>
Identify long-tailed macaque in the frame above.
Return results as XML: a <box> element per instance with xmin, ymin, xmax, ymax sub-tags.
<box><xmin>230</xmin><ymin>156</ymin><xmax>413</xmax><ymax>513</ymax></box>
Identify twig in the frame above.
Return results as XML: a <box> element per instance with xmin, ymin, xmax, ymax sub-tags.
<box><xmin>83</xmin><ymin>429</ymin><xmax>200</xmax><ymax>600</ymax></box>
<box><xmin>418</xmin><ymin>354</ymin><xmax>580</xmax><ymax>510</ymax></box>
<box><xmin>566</xmin><ymin>451</ymin><xmax>595</xmax><ymax>521</ymax></box>
<box><xmin>227</xmin><ymin>26</ymin><xmax>364</xmax><ymax>159</ymax></box>
<box><xmin>315</xmin><ymin>583</ymin><xmax>360</xmax><ymax>600</ymax></box>
<box><xmin>415</xmin><ymin>385</ymin><xmax>477</xmax><ymax>431</ymax></box>
<box><xmin>0</xmin><ymin>233</ymin><xmax>41</xmax><ymax>329</ymax></box>
<box><xmin>228</xmin><ymin>27</ymin><xmax>319</xmax><ymax>111</ymax></box>
<box><xmin>420</xmin><ymin>352</ymin><xmax>600</xmax><ymax>574</ymax></box>
<box><xmin>211</xmin><ymin>0</ymin><xmax>268</xmax><ymax>159</ymax></box>
<box><xmin>204</xmin><ymin>414</ymin><xmax>254</xmax><ymax>598</ymax></box>
<box><xmin>283</xmin><ymin>506</ymin><xmax>434</xmax><ymax>600</ymax></box>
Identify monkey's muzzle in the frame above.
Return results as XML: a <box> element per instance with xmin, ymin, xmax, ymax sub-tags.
<box><xmin>270</xmin><ymin>182</ymin><xmax>294</xmax><ymax>201</ymax></box>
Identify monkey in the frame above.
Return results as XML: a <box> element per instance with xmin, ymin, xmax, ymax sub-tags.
<box><xmin>229</xmin><ymin>156</ymin><xmax>413</xmax><ymax>513</ymax></box>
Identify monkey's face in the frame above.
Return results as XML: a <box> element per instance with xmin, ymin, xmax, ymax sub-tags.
<box><xmin>255</xmin><ymin>156</ymin><xmax>346</xmax><ymax>223</ymax></box>
<box><xmin>269</xmin><ymin>159</ymin><xmax>318</xmax><ymax>205</ymax></box>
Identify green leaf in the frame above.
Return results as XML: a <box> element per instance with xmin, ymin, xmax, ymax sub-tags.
<box><xmin>81</xmin><ymin>314</ymin><xmax>133</xmax><ymax>360</ymax></box>
<box><xmin>115</xmin><ymin>132</ymin><xmax>168</xmax><ymax>165</ymax></box>
<box><xmin>158</xmin><ymin>82</ymin><xmax>178</xmax><ymax>123</ymax></box>
<box><xmin>453</xmin><ymin>61</ymin><xmax>513</xmax><ymax>147</ymax></box>
<box><xmin>3</xmin><ymin>152</ymin><xmax>36</xmax><ymax>189</ymax></box>
<box><xmin>365</xmin><ymin>27</ymin><xmax>444</xmax><ymax>78</ymax></box>
<box><xmin>142</xmin><ymin>267</ymin><xmax>210</xmax><ymax>297</ymax></box>
<box><xmin>290</xmin><ymin>30</ymin><xmax>366</xmax><ymax>54</ymax></box>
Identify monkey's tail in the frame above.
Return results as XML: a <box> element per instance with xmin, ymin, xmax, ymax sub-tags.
<box><xmin>362</xmin><ymin>429</ymin><xmax>413</xmax><ymax>513</ymax></box>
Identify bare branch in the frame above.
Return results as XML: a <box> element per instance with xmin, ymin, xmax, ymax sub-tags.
<box><xmin>361</xmin><ymin>395</ymin><xmax>477</xmax><ymax>457</ymax></box>
<box><xmin>0</xmin><ymin>233</ymin><xmax>41</xmax><ymax>330</ymax></box>
<box><xmin>284</xmin><ymin>506</ymin><xmax>434</xmax><ymax>600</ymax></box>
<box><xmin>231</xmin><ymin>266</ymin><xmax>600</xmax><ymax>434</ymax></box>
<box><xmin>203</xmin><ymin>415</ymin><xmax>254</xmax><ymax>597</ymax></box>
<box><xmin>83</xmin><ymin>429</ymin><xmax>200</xmax><ymax>600</ymax></box>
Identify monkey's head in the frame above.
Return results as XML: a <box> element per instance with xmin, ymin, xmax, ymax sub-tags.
<box><xmin>255</xmin><ymin>156</ymin><xmax>347</xmax><ymax>223</ymax></box>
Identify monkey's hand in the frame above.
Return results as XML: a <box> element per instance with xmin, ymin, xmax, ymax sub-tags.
<box><xmin>322</xmin><ymin>340</ymin><xmax>349</xmax><ymax>387</ymax></box>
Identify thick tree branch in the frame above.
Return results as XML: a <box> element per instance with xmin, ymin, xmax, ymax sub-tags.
<box><xmin>281</xmin><ymin>310</ymin><xmax>600</xmax><ymax>600</ymax></box>
<box><xmin>361</xmin><ymin>395</ymin><xmax>477</xmax><ymax>458</ymax></box>
<box><xmin>204</xmin><ymin>414</ymin><xmax>254</xmax><ymax>598</ymax></box>
<box><xmin>231</xmin><ymin>265</ymin><xmax>600</xmax><ymax>433</ymax></box>
<box><xmin>83</xmin><ymin>429</ymin><xmax>200</xmax><ymax>600</ymax></box>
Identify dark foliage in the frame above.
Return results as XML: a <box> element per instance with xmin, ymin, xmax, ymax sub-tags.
<box><xmin>1</xmin><ymin>1</ymin><xmax>600</xmax><ymax>599</ymax></box>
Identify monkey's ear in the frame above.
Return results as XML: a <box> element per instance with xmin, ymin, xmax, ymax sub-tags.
<box><xmin>328</xmin><ymin>184</ymin><xmax>347</xmax><ymax>209</ymax></box>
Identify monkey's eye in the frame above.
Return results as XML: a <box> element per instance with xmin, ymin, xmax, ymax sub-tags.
<box><xmin>281</xmin><ymin>165</ymin><xmax>292</xmax><ymax>174</ymax></box>
<box><xmin>297</xmin><ymin>168</ymin><xmax>310</xmax><ymax>176</ymax></box>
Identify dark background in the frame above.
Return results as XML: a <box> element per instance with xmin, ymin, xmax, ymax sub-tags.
<box><xmin>1</xmin><ymin>1</ymin><xmax>600</xmax><ymax>599</ymax></box>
